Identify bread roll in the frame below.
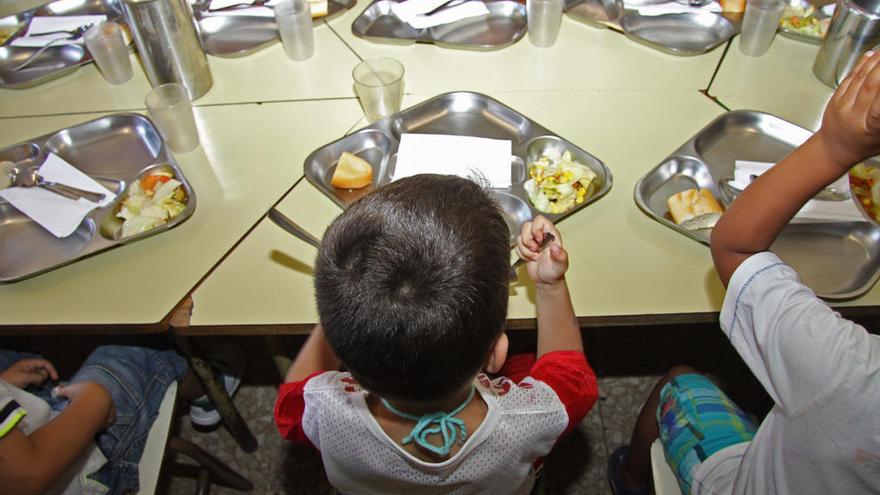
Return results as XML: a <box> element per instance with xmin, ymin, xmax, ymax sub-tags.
<box><xmin>331</xmin><ymin>151</ymin><xmax>373</xmax><ymax>189</ymax></box>
<box><xmin>310</xmin><ymin>0</ymin><xmax>328</xmax><ymax>17</ymax></box>
<box><xmin>667</xmin><ymin>188</ymin><xmax>723</xmax><ymax>230</ymax></box>
<box><xmin>720</xmin><ymin>0</ymin><xmax>745</xmax><ymax>13</ymax></box>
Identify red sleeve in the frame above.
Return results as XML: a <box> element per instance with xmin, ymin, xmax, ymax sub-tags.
<box><xmin>274</xmin><ymin>371</ymin><xmax>326</xmax><ymax>449</ymax></box>
<box><xmin>530</xmin><ymin>351</ymin><xmax>598</xmax><ymax>435</ymax></box>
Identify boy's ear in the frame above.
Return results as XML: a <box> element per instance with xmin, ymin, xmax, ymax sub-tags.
<box><xmin>484</xmin><ymin>333</ymin><xmax>509</xmax><ymax>374</ymax></box>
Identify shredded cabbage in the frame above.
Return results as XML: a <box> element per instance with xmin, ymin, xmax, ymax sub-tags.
<box><xmin>118</xmin><ymin>173</ymin><xmax>186</xmax><ymax>238</ymax></box>
<box><xmin>524</xmin><ymin>150</ymin><xmax>596</xmax><ymax>214</ymax></box>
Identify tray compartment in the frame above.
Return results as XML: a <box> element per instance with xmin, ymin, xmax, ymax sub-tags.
<box><xmin>525</xmin><ymin>135</ymin><xmax>609</xmax><ymax>197</ymax></box>
<box><xmin>389</xmin><ymin>92</ymin><xmax>533</xmax><ymax>144</ymax></box>
<box><xmin>0</xmin><ymin>142</ymin><xmax>41</xmax><ymax>166</ymax></box>
<box><xmin>351</xmin><ymin>0</ymin><xmax>527</xmax><ymax>50</ymax></box>
<box><xmin>43</xmin><ymin>114</ymin><xmax>163</xmax><ymax>177</ymax></box>
<box><xmin>634</xmin><ymin>110</ymin><xmax>880</xmax><ymax>299</ymax></box>
<box><xmin>304</xmin><ymin>129</ymin><xmax>397</xmax><ymax>208</ymax></box>
<box><xmin>620</xmin><ymin>12</ymin><xmax>735</xmax><ymax>56</ymax></box>
<box><xmin>0</xmin><ymin>203</ymin><xmax>95</xmax><ymax>281</ymax></box>
<box><xmin>490</xmin><ymin>190</ymin><xmax>533</xmax><ymax>244</ymax></box>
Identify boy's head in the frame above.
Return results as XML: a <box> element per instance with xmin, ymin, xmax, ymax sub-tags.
<box><xmin>315</xmin><ymin>174</ymin><xmax>510</xmax><ymax>402</ymax></box>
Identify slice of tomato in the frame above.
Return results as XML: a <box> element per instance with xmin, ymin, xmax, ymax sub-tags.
<box><xmin>140</xmin><ymin>174</ymin><xmax>171</xmax><ymax>191</ymax></box>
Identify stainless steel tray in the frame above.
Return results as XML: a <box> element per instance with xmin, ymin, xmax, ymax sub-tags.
<box><xmin>564</xmin><ymin>0</ymin><xmax>741</xmax><ymax>55</ymax></box>
<box><xmin>0</xmin><ymin>0</ymin><xmax>125</xmax><ymax>89</ymax></box>
<box><xmin>191</xmin><ymin>0</ymin><xmax>357</xmax><ymax>57</ymax></box>
<box><xmin>0</xmin><ymin>113</ymin><xmax>196</xmax><ymax>283</ymax></box>
<box><xmin>351</xmin><ymin>0</ymin><xmax>526</xmax><ymax>50</ymax></box>
<box><xmin>304</xmin><ymin>91</ymin><xmax>612</xmax><ymax>245</ymax></box>
<box><xmin>634</xmin><ymin>110</ymin><xmax>880</xmax><ymax>300</ymax></box>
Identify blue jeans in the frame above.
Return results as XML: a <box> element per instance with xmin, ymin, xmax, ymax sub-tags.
<box><xmin>0</xmin><ymin>345</ymin><xmax>187</xmax><ymax>495</ymax></box>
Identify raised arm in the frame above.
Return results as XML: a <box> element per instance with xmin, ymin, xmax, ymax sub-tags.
<box><xmin>711</xmin><ymin>52</ymin><xmax>880</xmax><ymax>286</ymax></box>
<box><xmin>516</xmin><ymin>216</ymin><xmax>582</xmax><ymax>357</ymax></box>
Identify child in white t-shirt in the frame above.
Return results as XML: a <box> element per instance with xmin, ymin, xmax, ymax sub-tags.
<box><xmin>608</xmin><ymin>53</ymin><xmax>880</xmax><ymax>495</ymax></box>
<box><xmin>275</xmin><ymin>174</ymin><xmax>598</xmax><ymax>494</ymax></box>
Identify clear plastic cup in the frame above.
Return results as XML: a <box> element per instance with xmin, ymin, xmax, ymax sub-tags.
<box><xmin>739</xmin><ymin>0</ymin><xmax>786</xmax><ymax>56</ymax></box>
<box><xmin>352</xmin><ymin>58</ymin><xmax>404</xmax><ymax>123</ymax></box>
<box><xmin>527</xmin><ymin>0</ymin><xmax>565</xmax><ymax>47</ymax></box>
<box><xmin>274</xmin><ymin>0</ymin><xmax>314</xmax><ymax>61</ymax></box>
<box><xmin>84</xmin><ymin>21</ymin><xmax>133</xmax><ymax>84</ymax></box>
<box><xmin>145</xmin><ymin>83</ymin><xmax>200</xmax><ymax>153</ymax></box>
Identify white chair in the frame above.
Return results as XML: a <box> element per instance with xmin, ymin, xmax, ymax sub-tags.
<box><xmin>650</xmin><ymin>439</ymin><xmax>681</xmax><ymax>495</ymax></box>
<box><xmin>137</xmin><ymin>381</ymin><xmax>253</xmax><ymax>494</ymax></box>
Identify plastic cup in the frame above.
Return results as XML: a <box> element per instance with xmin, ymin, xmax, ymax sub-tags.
<box><xmin>738</xmin><ymin>0</ymin><xmax>785</xmax><ymax>57</ymax></box>
<box><xmin>145</xmin><ymin>83</ymin><xmax>200</xmax><ymax>153</ymax></box>
<box><xmin>84</xmin><ymin>21</ymin><xmax>132</xmax><ymax>84</ymax></box>
<box><xmin>352</xmin><ymin>58</ymin><xmax>404</xmax><ymax>123</ymax></box>
<box><xmin>274</xmin><ymin>0</ymin><xmax>314</xmax><ymax>61</ymax></box>
<box><xmin>527</xmin><ymin>0</ymin><xmax>565</xmax><ymax>47</ymax></box>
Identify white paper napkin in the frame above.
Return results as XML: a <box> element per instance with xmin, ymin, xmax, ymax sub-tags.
<box><xmin>11</xmin><ymin>15</ymin><xmax>107</xmax><ymax>47</ymax></box>
<box><xmin>0</xmin><ymin>153</ymin><xmax>116</xmax><ymax>238</ymax></box>
<box><xmin>625</xmin><ymin>0</ymin><xmax>721</xmax><ymax>17</ymax></box>
<box><xmin>391</xmin><ymin>0</ymin><xmax>490</xmax><ymax>29</ymax></box>
<box><xmin>731</xmin><ymin>160</ymin><xmax>864</xmax><ymax>223</ymax></box>
<box><xmin>393</xmin><ymin>134</ymin><xmax>512</xmax><ymax>187</ymax></box>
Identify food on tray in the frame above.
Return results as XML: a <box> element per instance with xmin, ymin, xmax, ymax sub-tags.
<box><xmin>780</xmin><ymin>4</ymin><xmax>830</xmax><ymax>38</ymax></box>
<box><xmin>667</xmin><ymin>188</ymin><xmax>723</xmax><ymax>230</ymax></box>
<box><xmin>331</xmin><ymin>151</ymin><xmax>373</xmax><ymax>189</ymax></box>
<box><xmin>720</xmin><ymin>0</ymin><xmax>746</xmax><ymax>13</ymax></box>
<box><xmin>117</xmin><ymin>170</ymin><xmax>187</xmax><ymax>238</ymax></box>
<box><xmin>525</xmin><ymin>149</ymin><xmax>596</xmax><ymax>214</ymax></box>
<box><xmin>849</xmin><ymin>163</ymin><xmax>880</xmax><ymax>222</ymax></box>
<box><xmin>310</xmin><ymin>0</ymin><xmax>329</xmax><ymax>17</ymax></box>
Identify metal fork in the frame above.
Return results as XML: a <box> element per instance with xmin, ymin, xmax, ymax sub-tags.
<box><xmin>422</xmin><ymin>0</ymin><xmax>468</xmax><ymax>16</ymax></box>
<box><xmin>12</xmin><ymin>23</ymin><xmax>92</xmax><ymax>72</ymax></box>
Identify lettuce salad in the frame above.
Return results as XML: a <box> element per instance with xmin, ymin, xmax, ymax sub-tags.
<box><xmin>525</xmin><ymin>149</ymin><xmax>596</xmax><ymax>214</ymax></box>
<box><xmin>118</xmin><ymin>172</ymin><xmax>187</xmax><ymax>238</ymax></box>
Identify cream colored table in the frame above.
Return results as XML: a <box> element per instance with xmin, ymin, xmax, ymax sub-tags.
<box><xmin>0</xmin><ymin>98</ymin><xmax>363</xmax><ymax>329</ymax></box>
<box><xmin>326</xmin><ymin>1</ymin><xmax>726</xmax><ymax>93</ymax></box>
<box><xmin>708</xmin><ymin>35</ymin><xmax>833</xmax><ymax>130</ymax></box>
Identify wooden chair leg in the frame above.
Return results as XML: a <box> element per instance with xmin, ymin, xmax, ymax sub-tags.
<box><xmin>170</xmin><ymin>437</ymin><xmax>254</xmax><ymax>492</ymax></box>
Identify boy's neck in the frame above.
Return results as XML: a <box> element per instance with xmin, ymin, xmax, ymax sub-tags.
<box><xmin>380</xmin><ymin>381</ymin><xmax>476</xmax><ymax>415</ymax></box>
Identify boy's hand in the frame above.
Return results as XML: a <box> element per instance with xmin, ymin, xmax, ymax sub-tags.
<box><xmin>817</xmin><ymin>51</ymin><xmax>880</xmax><ymax>171</ymax></box>
<box><xmin>0</xmin><ymin>359</ymin><xmax>59</xmax><ymax>389</ymax></box>
<box><xmin>516</xmin><ymin>215</ymin><xmax>568</xmax><ymax>286</ymax></box>
<box><xmin>54</xmin><ymin>382</ymin><xmax>116</xmax><ymax>430</ymax></box>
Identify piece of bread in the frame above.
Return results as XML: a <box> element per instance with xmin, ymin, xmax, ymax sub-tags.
<box><xmin>331</xmin><ymin>151</ymin><xmax>373</xmax><ymax>189</ymax></box>
<box><xmin>667</xmin><ymin>188</ymin><xmax>723</xmax><ymax>230</ymax></box>
<box><xmin>309</xmin><ymin>0</ymin><xmax>329</xmax><ymax>18</ymax></box>
<box><xmin>720</xmin><ymin>0</ymin><xmax>745</xmax><ymax>13</ymax></box>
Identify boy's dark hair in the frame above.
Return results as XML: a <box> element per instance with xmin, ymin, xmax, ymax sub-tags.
<box><xmin>315</xmin><ymin>174</ymin><xmax>510</xmax><ymax>402</ymax></box>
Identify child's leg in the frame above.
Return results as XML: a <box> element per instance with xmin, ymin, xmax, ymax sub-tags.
<box><xmin>69</xmin><ymin>345</ymin><xmax>188</xmax><ymax>495</ymax></box>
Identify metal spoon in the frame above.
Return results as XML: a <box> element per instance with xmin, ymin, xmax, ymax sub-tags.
<box><xmin>268</xmin><ymin>208</ymin><xmax>321</xmax><ymax>247</ymax></box>
<box><xmin>12</xmin><ymin>23</ymin><xmax>92</xmax><ymax>72</ymax></box>
<box><xmin>11</xmin><ymin>166</ymin><xmax>106</xmax><ymax>203</ymax></box>
<box><xmin>510</xmin><ymin>232</ymin><xmax>555</xmax><ymax>281</ymax></box>
<box><xmin>722</xmin><ymin>176</ymin><xmax>850</xmax><ymax>202</ymax></box>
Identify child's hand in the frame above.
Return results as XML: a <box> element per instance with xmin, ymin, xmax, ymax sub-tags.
<box><xmin>817</xmin><ymin>51</ymin><xmax>880</xmax><ymax>171</ymax></box>
<box><xmin>0</xmin><ymin>358</ymin><xmax>59</xmax><ymax>389</ymax></box>
<box><xmin>54</xmin><ymin>382</ymin><xmax>116</xmax><ymax>430</ymax></box>
<box><xmin>516</xmin><ymin>215</ymin><xmax>568</xmax><ymax>286</ymax></box>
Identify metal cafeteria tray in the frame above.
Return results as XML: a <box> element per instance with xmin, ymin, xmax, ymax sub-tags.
<box><xmin>304</xmin><ymin>91</ymin><xmax>612</xmax><ymax>246</ymax></box>
<box><xmin>351</xmin><ymin>0</ymin><xmax>526</xmax><ymax>50</ymax></box>
<box><xmin>191</xmin><ymin>0</ymin><xmax>357</xmax><ymax>57</ymax></box>
<box><xmin>634</xmin><ymin>110</ymin><xmax>880</xmax><ymax>300</ymax></box>
<box><xmin>0</xmin><ymin>0</ymin><xmax>126</xmax><ymax>89</ymax></box>
<box><xmin>564</xmin><ymin>0</ymin><xmax>741</xmax><ymax>55</ymax></box>
<box><xmin>0</xmin><ymin>113</ymin><xmax>196</xmax><ymax>283</ymax></box>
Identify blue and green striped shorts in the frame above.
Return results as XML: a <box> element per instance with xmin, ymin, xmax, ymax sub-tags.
<box><xmin>656</xmin><ymin>374</ymin><xmax>757</xmax><ymax>495</ymax></box>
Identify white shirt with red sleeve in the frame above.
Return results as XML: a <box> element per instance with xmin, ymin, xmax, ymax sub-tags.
<box><xmin>275</xmin><ymin>350</ymin><xmax>597</xmax><ymax>495</ymax></box>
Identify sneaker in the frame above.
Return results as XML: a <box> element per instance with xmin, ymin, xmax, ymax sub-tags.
<box><xmin>189</xmin><ymin>372</ymin><xmax>241</xmax><ymax>429</ymax></box>
<box><xmin>608</xmin><ymin>446</ymin><xmax>651</xmax><ymax>495</ymax></box>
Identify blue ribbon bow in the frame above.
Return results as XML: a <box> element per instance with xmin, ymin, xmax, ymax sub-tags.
<box><xmin>381</xmin><ymin>386</ymin><xmax>475</xmax><ymax>457</ymax></box>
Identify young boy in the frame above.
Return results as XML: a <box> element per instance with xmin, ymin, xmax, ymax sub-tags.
<box><xmin>608</xmin><ymin>53</ymin><xmax>880</xmax><ymax>494</ymax></box>
<box><xmin>0</xmin><ymin>345</ymin><xmax>189</xmax><ymax>495</ymax></box>
<box><xmin>275</xmin><ymin>174</ymin><xmax>598</xmax><ymax>493</ymax></box>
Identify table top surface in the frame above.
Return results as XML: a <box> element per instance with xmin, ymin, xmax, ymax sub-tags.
<box><xmin>0</xmin><ymin>1</ymin><xmax>871</xmax><ymax>333</ymax></box>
